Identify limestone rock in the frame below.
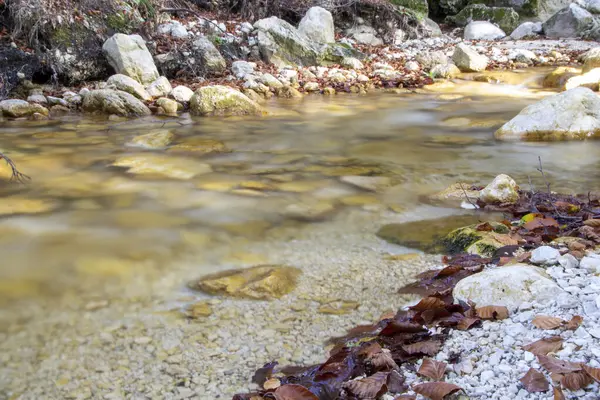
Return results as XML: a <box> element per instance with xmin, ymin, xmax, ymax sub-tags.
<box><xmin>156</xmin><ymin>97</ymin><xmax>179</xmax><ymax>114</ymax></box>
<box><xmin>254</xmin><ymin>16</ymin><xmax>320</xmax><ymax>67</ymax></box>
<box><xmin>543</xmin><ymin>3</ymin><xmax>594</xmax><ymax>38</ymax></box>
<box><xmin>170</xmin><ymin>86</ymin><xmax>194</xmax><ymax>103</ymax></box>
<box><xmin>420</xmin><ymin>17</ymin><xmax>443</xmax><ymax>37</ymax></box>
<box><xmin>479</xmin><ymin>174</ymin><xmax>519</xmax><ymax>204</ymax></box>
<box><xmin>510</xmin><ymin>21</ymin><xmax>543</xmax><ymax>39</ymax></box>
<box><xmin>564</xmin><ymin>67</ymin><xmax>600</xmax><ymax>90</ymax></box>
<box><xmin>416</xmin><ymin>51</ymin><xmax>449</xmax><ymax>69</ymax></box>
<box><xmin>193</xmin><ymin>265</ymin><xmax>301</xmax><ymax>300</ymax></box>
<box><xmin>450</xmin><ymin>5</ymin><xmax>520</xmax><ymax>33</ymax></box>
<box><xmin>102</xmin><ymin>34</ymin><xmax>159</xmax><ymax>84</ymax></box>
<box><xmin>298</xmin><ymin>6</ymin><xmax>335</xmax><ymax>44</ymax></box>
<box><xmin>582</xmin><ymin>47</ymin><xmax>600</xmax><ymax>72</ymax></box>
<box><xmin>190</xmin><ymin>85</ymin><xmax>264</xmax><ymax>116</ymax></box>
<box><xmin>127</xmin><ymin>131</ymin><xmax>174</xmax><ymax>149</ymax></box>
<box><xmin>495</xmin><ymin>87</ymin><xmax>600</xmax><ymax>140</ymax></box>
<box><xmin>452</xmin><ymin>43</ymin><xmax>489</xmax><ymax>72</ymax></box>
<box><xmin>542</xmin><ymin>66</ymin><xmax>580</xmax><ymax>88</ymax></box>
<box><xmin>453</xmin><ymin>264</ymin><xmax>566</xmax><ymax>311</ymax></box>
<box><xmin>146</xmin><ymin>76</ymin><xmax>172</xmax><ymax>98</ymax></box>
<box><xmin>539</xmin><ymin>0</ymin><xmax>580</xmax><ymax>21</ymax></box>
<box><xmin>112</xmin><ymin>154</ymin><xmax>212</xmax><ymax>179</ymax></box>
<box><xmin>106</xmin><ymin>74</ymin><xmax>151</xmax><ymax>101</ymax></box>
<box><xmin>345</xmin><ymin>25</ymin><xmax>383</xmax><ymax>46</ymax></box>
<box><xmin>341</xmin><ymin>57</ymin><xmax>364</xmax><ymax>70</ymax></box>
<box><xmin>81</xmin><ymin>89</ymin><xmax>151</xmax><ymax>117</ymax></box>
<box><xmin>464</xmin><ymin>21</ymin><xmax>506</xmax><ymax>40</ymax></box>
<box><xmin>192</xmin><ymin>36</ymin><xmax>227</xmax><ymax>75</ymax></box>
<box><xmin>530</xmin><ymin>246</ymin><xmax>561</xmax><ymax>265</ymax></box>
<box><xmin>430</xmin><ymin>63</ymin><xmax>461</xmax><ymax>79</ymax></box>
<box><xmin>508</xmin><ymin>49</ymin><xmax>538</xmax><ymax>65</ymax></box>
<box><xmin>0</xmin><ymin>99</ymin><xmax>49</xmax><ymax>118</ymax></box>
<box><xmin>231</xmin><ymin>61</ymin><xmax>256</xmax><ymax>79</ymax></box>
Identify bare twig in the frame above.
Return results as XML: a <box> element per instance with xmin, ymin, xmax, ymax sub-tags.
<box><xmin>0</xmin><ymin>152</ymin><xmax>30</xmax><ymax>183</ymax></box>
<box><xmin>536</xmin><ymin>156</ymin><xmax>551</xmax><ymax>195</ymax></box>
<box><xmin>459</xmin><ymin>183</ymin><xmax>478</xmax><ymax>209</ymax></box>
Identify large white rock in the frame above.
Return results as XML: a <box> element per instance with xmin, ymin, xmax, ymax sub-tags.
<box><xmin>298</xmin><ymin>6</ymin><xmax>335</xmax><ymax>44</ymax></box>
<box><xmin>576</xmin><ymin>0</ymin><xmax>600</xmax><ymax>14</ymax></box>
<box><xmin>495</xmin><ymin>87</ymin><xmax>600</xmax><ymax>141</ymax></box>
<box><xmin>464</xmin><ymin>21</ymin><xmax>506</xmax><ymax>40</ymax></box>
<box><xmin>582</xmin><ymin>47</ymin><xmax>600</xmax><ymax>72</ymax></box>
<box><xmin>146</xmin><ymin>77</ymin><xmax>172</xmax><ymax>98</ymax></box>
<box><xmin>452</xmin><ymin>43</ymin><xmax>489</xmax><ymax>72</ymax></box>
<box><xmin>453</xmin><ymin>264</ymin><xmax>566</xmax><ymax>311</ymax></box>
<box><xmin>510</xmin><ymin>21</ymin><xmax>543</xmax><ymax>39</ymax></box>
<box><xmin>102</xmin><ymin>34</ymin><xmax>159</xmax><ymax>85</ymax></box>
<box><xmin>170</xmin><ymin>86</ymin><xmax>194</xmax><ymax>103</ymax></box>
<box><xmin>479</xmin><ymin>174</ymin><xmax>519</xmax><ymax>204</ymax></box>
<box><xmin>543</xmin><ymin>3</ymin><xmax>594</xmax><ymax>38</ymax></box>
<box><xmin>531</xmin><ymin>246</ymin><xmax>561</xmax><ymax>265</ymax></box>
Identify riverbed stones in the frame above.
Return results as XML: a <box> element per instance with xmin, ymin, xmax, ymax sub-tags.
<box><xmin>190</xmin><ymin>85</ymin><xmax>264</xmax><ymax>116</ymax></box>
<box><xmin>464</xmin><ymin>21</ymin><xmax>506</xmax><ymax>40</ymax></box>
<box><xmin>0</xmin><ymin>196</ymin><xmax>58</xmax><ymax>215</ymax></box>
<box><xmin>530</xmin><ymin>246</ymin><xmax>561</xmax><ymax>266</ymax></box>
<box><xmin>479</xmin><ymin>174</ymin><xmax>519</xmax><ymax>204</ymax></box>
<box><xmin>81</xmin><ymin>89</ymin><xmax>151</xmax><ymax>117</ymax></box>
<box><xmin>452</xmin><ymin>44</ymin><xmax>489</xmax><ymax>72</ymax></box>
<box><xmin>453</xmin><ymin>264</ymin><xmax>566</xmax><ymax>311</ymax></box>
<box><xmin>543</xmin><ymin>3</ymin><xmax>594</xmax><ymax>39</ymax></box>
<box><xmin>102</xmin><ymin>34</ymin><xmax>159</xmax><ymax>84</ymax></box>
<box><xmin>106</xmin><ymin>74</ymin><xmax>151</xmax><ymax>101</ymax></box>
<box><xmin>254</xmin><ymin>16</ymin><xmax>320</xmax><ymax>67</ymax></box>
<box><xmin>494</xmin><ymin>87</ymin><xmax>600</xmax><ymax>141</ymax></box>
<box><xmin>127</xmin><ymin>131</ymin><xmax>174</xmax><ymax>149</ymax></box>
<box><xmin>170</xmin><ymin>86</ymin><xmax>194</xmax><ymax>103</ymax></box>
<box><xmin>192</xmin><ymin>265</ymin><xmax>301</xmax><ymax>300</ymax></box>
<box><xmin>0</xmin><ymin>99</ymin><xmax>49</xmax><ymax>118</ymax></box>
<box><xmin>298</xmin><ymin>6</ymin><xmax>334</xmax><ymax>44</ymax></box>
<box><xmin>112</xmin><ymin>154</ymin><xmax>212</xmax><ymax>179</ymax></box>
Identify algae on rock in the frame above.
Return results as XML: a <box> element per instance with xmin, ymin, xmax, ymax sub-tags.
<box><xmin>190</xmin><ymin>85</ymin><xmax>265</xmax><ymax>116</ymax></box>
<box><xmin>449</xmin><ymin>4</ymin><xmax>520</xmax><ymax>33</ymax></box>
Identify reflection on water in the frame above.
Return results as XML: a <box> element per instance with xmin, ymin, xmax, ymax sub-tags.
<box><xmin>1</xmin><ymin>70</ymin><xmax>600</xmax><ymax>309</ymax></box>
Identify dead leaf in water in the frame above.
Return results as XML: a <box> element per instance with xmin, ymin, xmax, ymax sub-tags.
<box><xmin>560</xmin><ymin>370</ymin><xmax>594</xmax><ymax>391</ymax></box>
<box><xmin>412</xmin><ymin>382</ymin><xmax>462</xmax><ymax>400</ymax></box>
<box><xmin>523</xmin><ymin>336</ymin><xmax>563</xmax><ymax>356</ymax></box>
<box><xmin>418</xmin><ymin>358</ymin><xmax>447</xmax><ymax>381</ymax></box>
<box><xmin>532</xmin><ymin>315</ymin><xmax>564</xmax><ymax>330</ymax></box>
<box><xmin>273</xmin><ymin>384</ymin><xmax>318</xmax><ymax>400</ymax></box>
<box><xmin>476</xmin><ymin>305</ymin><xmax>509</xmax><ymax>320</ymax></box>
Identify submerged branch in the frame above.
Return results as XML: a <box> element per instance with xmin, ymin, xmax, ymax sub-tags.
<box><xmin>0</xmin><ymin>152</ymin><xmax>30</xmax><ymax>183</ymax></box>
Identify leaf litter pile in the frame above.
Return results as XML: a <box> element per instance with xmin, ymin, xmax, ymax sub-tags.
<box><xmin>234</xmin><ymin>180</ymin><xmax>600</xmax><ymax>400</ymax></box>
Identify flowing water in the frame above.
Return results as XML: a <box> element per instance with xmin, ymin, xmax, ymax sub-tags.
<box><xmin>2</xmin><ymin>69</ymin><xmax>600</xmax><ymax>399</ymax></box>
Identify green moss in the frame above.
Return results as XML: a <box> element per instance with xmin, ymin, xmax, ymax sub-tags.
<box><xmin>448</xmin><ymin>4</ymin><xmax>520</xmax><ymax>33</ymax></box>
<box><xmin>391</xmin><ymin>0</ymin><xmax>428</xmax><ymax>18</ymax></box>
<box><xmin>442</xmin><ymin>221</ymin><xmax>510</xmax><ymax>256</ymax></box>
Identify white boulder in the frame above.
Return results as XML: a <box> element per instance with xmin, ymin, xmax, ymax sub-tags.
<box><xmin>464</xmin><ymin>21</ymin><xmax>506</xmax><ymax>40</ymax></box>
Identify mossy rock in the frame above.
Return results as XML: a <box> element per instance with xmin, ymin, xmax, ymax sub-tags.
<box><xmin>391</xmin><ymin>0</ymin><xmax>429</xmax><ymax>18</ymax></box>
<box><xmin>189</xmin><ymin>85</ymin><xmax>265</xmax><ymax>116</ymax></box>
<box><xmin>467</xmin><ymin>0</ymin><xmax>538</xmax><ymax>17</ymax></box>
<box><xmin>449</xmin><ymin>4</ymin><xmax>520</xmax><ymax>33</ymax></box>
<box><xmin>442</xmin><ymin>221</ymin><xmax>511</xmax><ymax>257</ymax></box>
<box><xmin>376</xmin><ymin>214</ymin><xmax>487</xmax><ymax>254</ymax></box>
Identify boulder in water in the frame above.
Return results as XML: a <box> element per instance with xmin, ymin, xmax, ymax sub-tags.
<box><xmin>81</xmin><ymin>89</ymin><xmax>151</xmax><ymax>117</ymax></box>
<box><xmin>190</xmin><ymin>85</ymin><xmax>264</xmax><ymax>116</ymax></box>
<box><xmin>479</xmin><ymin>174</ymin><xmax>519</xmax><ymax>204</ymax></box>
<box><xmin>495</xmin><ymin>87</ymin><xmax>600</xmax><ymax>141</ymax></box>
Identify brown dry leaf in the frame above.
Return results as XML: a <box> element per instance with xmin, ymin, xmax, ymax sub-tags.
<box><xmin>550</xmin><ymin>373</ymin><xmax>563</xmax><ymax>383</ymax></box>
<box><xmin>524</xmin><ymin>216</ymin><xmax>559</xmax><ymax>231</ymax></box>
<box><xmin>264</xmin><ymin>378</ymin><xmax>281</xmax><ymax>390</ymax></box>
<box><xmin>583</xmin><ymin>219</ymin><xmax>600</xmax><ymax>227</ymax></box>
<box><xmin>418</xmin><ymin>358</ymin><xmax>447</xmax><ymax>381</ymax></box>
<box><xmin>532</xmin><ymin>315</ymin><xmax>564</xmax><ymax>330</ymax></box>
<box><xmin>553</xmin><ymin>386</ymin><xmax>566</xmax><ymax>400</ymax></box>
<box><xmin>273</xmin><ymin>384</ymin><xmax>318</xmax><ymax>400</ymax></box>
<box><xmin>410</xmin><ymin>297</ymin><xmax>447</xmax><ymax>311</ymax></box>
<box><xmin>402</xmin><ymin>340</ymin><xmax>442</xmax><ymax>356</ymax></box>
<box><xmin>412</xmin><ymin>382</ymin><xmax>462</xmax><ymax>400</ymax></box>
<box><xmin>564</xmin><ymin>315</ymin><xmax>583</xmax><ymax>330</ymax></box>
<box><xmin>583</xmin><ymin>365</ymin><xmax>600</xmax><ymax>383</ymax></box>
<box><xmin>343</xmin><ymin>371</ymin><xmax>389</xmax><ymax>399</ymax></box>
<box><xmin>538</xmin><ymin>355</ymin><xmax>582</xmax><ymax>374</ymax></box>
<box><xmin>522</xmin><ymin>337</ymin><xmax>563</xmax><ymax>356</ymax></box>
<box><xmin>370</xmin><ymin>348</ymin><xmax>399</xmax><ymax>371</ymax></box>
<box><xmin>387</xmin><ymin>370</ymin><xmax>408</xmax><ymax>393</ymax></box>
<box><xmin>476</xmin><ymin>305</ymin><xmax>509</xmax><ymax>320</ymax></box>
<box><xmin>568</xmin><ymin>241</ymin><xmax>586</xmax><ymax>252</ymax></box>
<box><xmin>560</xmin><ymin>370</ymin><xmax>594</xmax><ymax>391</ymax></box>
<box><xmin>489</xmin><ymin>232</ymin><xmax>519</xmax><ymax>246</ymax></box>
<box><xmin>456</xmin><ymin>316</ymin><xmax>481</xmax><ymax>331</ymax></box>
<box><xmin>520</xmin><ymin>368</ymin><xmax>550</xmax><ymax>393</ymax></box>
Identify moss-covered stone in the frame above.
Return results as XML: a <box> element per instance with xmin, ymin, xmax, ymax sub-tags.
<box><xmin>542</xmin><ymin>67</ymin><xmax>579</xmax><ymax>89</ymax></box>
<box><xmin>449</xmin><ymin>4</ymin><xmax>520</xmax><ymax>33</ymax></box>
<box><xmin>189</xmin><ymin>85</ymin><xmax>265</xmax><ymax>117</ymax></box>
<box><xmin>391</xmin><ymin>0</ymin><xmax>429</xmax><ymax>17</ymax></box>
<box><xmin>442</xmin><ymin>221</ymin><xmax>511</xmax><ymax>256</ymax></box>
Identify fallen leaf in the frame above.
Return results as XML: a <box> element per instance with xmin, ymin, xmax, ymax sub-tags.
<box><xmin>550</xmin><ymin>372</ymin><xmax>563</xmax><ymax>383</ymax></box>
<box><xmin>523</xmin><ymin>337</ymin><xmax>563</xmax><ymax>356</ymax></box>
<box><xmin>410</xmin><ymin>297</ymin><xmax>447</xmax><ymax>311</ymax></box>
<box><xmin>553</xmin><ymin>386</ymin><xmax>565</xmax><ymax>400</ymax></box>
<box><xmin>489</xmin><ymin>232</ymin><xmax>519</xmax><ymax>246</ymax></box>
<box><xmin>560</xmin><ymin>370</ymin><xmax>594</xmax><ymax>391</ymax></box>
<box><xmin>532</xmin><ymin>315</ymin><xmax>564</xmax><ymax>330</ymax></box>
<box><xmin>456</xmin><ymin>316</ymin><xmax>481</xmax><ymax>330</ymax></box>
<box><xmin>264</xmin><ymin>378</ymin><xmax>281</xmax><ymax>390</ymax></box>
<box><xmin>476</xmin><ymin>305</ymin><xmax>509</xmax><ymax>320</ymax></box>
<box><xmin>582</xmin><ymin>365</ymin><xmax>600</xmax><ymax>383</ymax></box>
<box><xmin>568</xmin><ymin>241</ymin><xmax>586</xmax><ymax>252</ymax></box>
<box><xmin>252</xmin><ymin>362</ymin><xmax>277</xmax><ymax>385</ymax></box>
<box><xmin>476</xmin><ymin>222</ymin><xmax>494</xmax><ymax>231</ymax></box>
<box><xmin>538</xmin><ymin>355</ymin><xmax>582</xmax><ymax>374</ymax></box>
<box><xmin>370</xmin><ymin>349</ymin><xmax>399</xmax><ymax>371</ymax></box>
<box><xmin>520</xmin><ymin>368</ymin><xmax>549</xmax><ymax>393</ymax></box>
<box><xmin>402</xmin><ymin>340</ymin><xmax>442</xmax><ymax>356</ymax></box>
<box><xmin>343</xmin><ymin>371</ymin><xmax>389</xmax><ymax>399</ymax></box>
<box><xmin>524</xmin><ymin>216</ymin><xmax>559</xmax><ymax>231</ymax></box>
<box><xmin>418</xmin><ymin>358</ymin><xmax>447</xmax><ymax>381</ymax></box>
<box><xmin>564</xmin><ymin>315</ymin><xmax>583</xmax><ymax>330</ymax></box>
<box><xmin>583</xmin><ymin>219</ymin><xmax>600</xmax><ymax>227</ymax></box>
<box><xmin>387</xmin><ymin>370</ymin><xmax>407</xmax><ymax>393</ymax></box>
<box><xmin>273</xmin><ymin>384</ymin><xmax>318</xmax><ymax>400</ymax></box>
<box><xmin>412</xmin><ymin>382</ymin><xmax>462</xmax><ymax>400</ymax></box>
